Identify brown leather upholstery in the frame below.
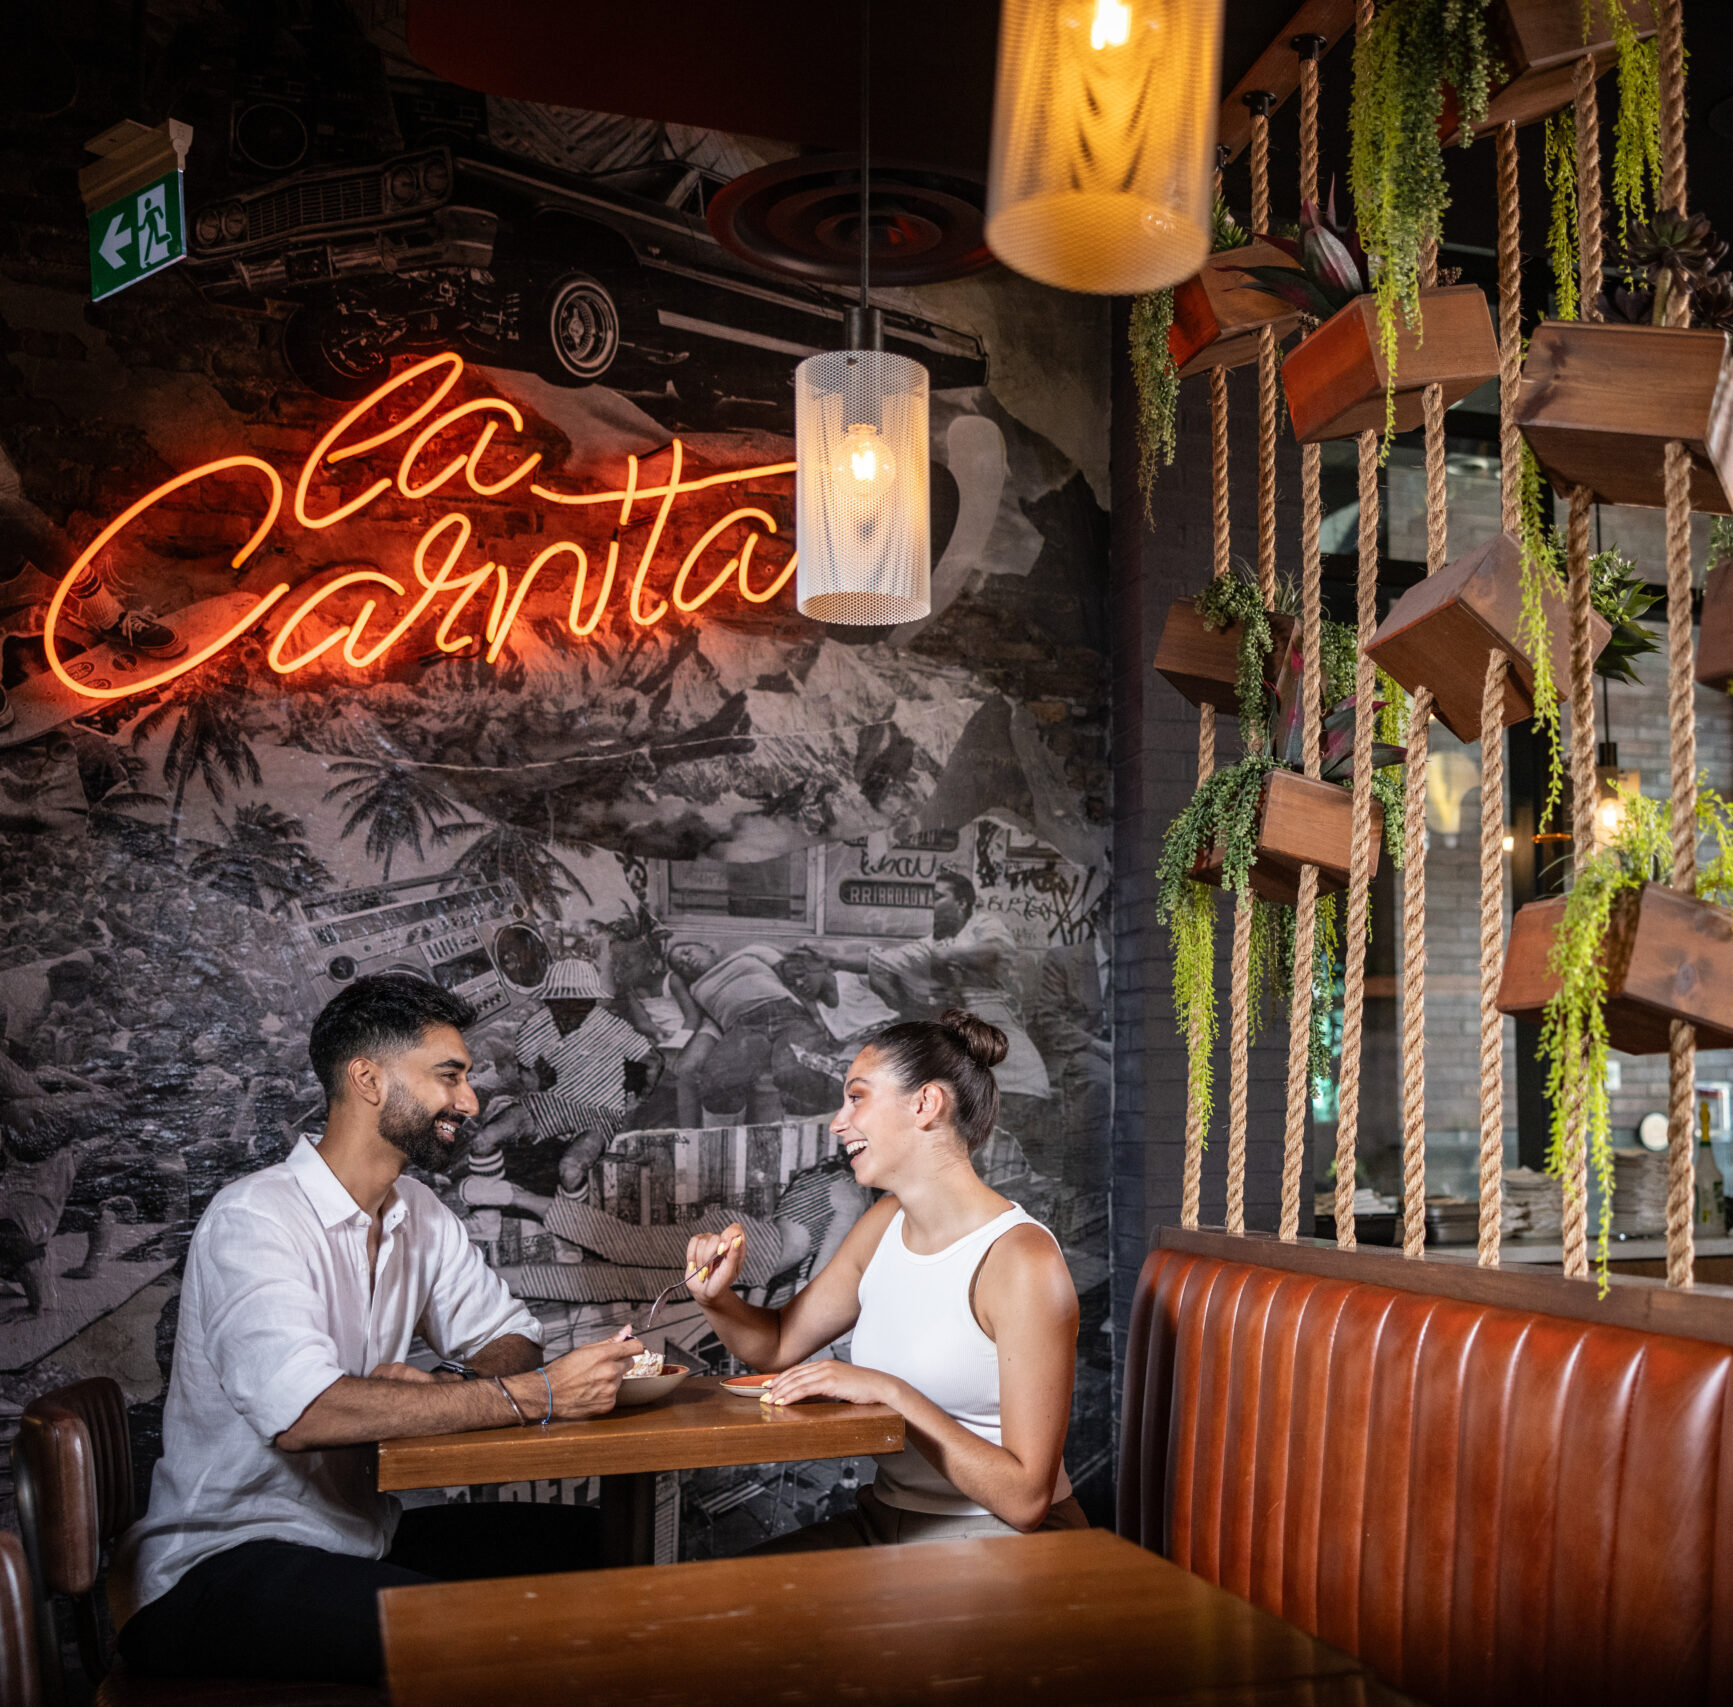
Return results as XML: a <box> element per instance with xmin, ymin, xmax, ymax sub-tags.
<box><xmin>15</xmin><ymin>1377</ymin><xmax>381</xmax><ymax>1707</ymax></box>
<box><xmin>16</xmin><ymin>1376</ymin><xmax>134</xmax><ymax>1597</ymax></box>
<box><xmin>0</xmin><ymin>1532</ymin><xmax>41</xmax><ymax>1707</ymax></box>
<box><xmin>1118</xmin><ymin>1246</ymin><xmax>1733</xmax><ymax>1707</ymax></box>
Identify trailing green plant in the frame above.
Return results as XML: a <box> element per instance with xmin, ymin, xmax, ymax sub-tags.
<box><xmin>1348</xmin><ymin>0</ymin><xmax>1495</xmax><ymax>444</ymax></box>
<box><xmin>1539</xmin><ymin>780</ymin><xmax>1733</xmax><ymax>1292</ymax></box>
<box><xmin>1193</xmin><ymin>568</ymin><xmax>1280</xmax><ymax>750</ymax></box>
<box><xmin>1170</xmin><ymin>876</ymin><xmax>1218</xmax><ymax>1146</ymax></box>
<box><xmin>1131</xmin><ymin>194</ymin><xmax>1257</xmax><ymax>515</ymax></box>
<box><xmin>1516</xmin><ymin>439</ymin><xmax>1566</xmax><ymax>826</ymax></box>
<box><xmin>1544</xmin><ymin>109</ymin><xmax>1579</xmax><ymax>318</ymax></box>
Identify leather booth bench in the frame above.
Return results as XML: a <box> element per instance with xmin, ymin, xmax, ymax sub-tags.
<box><xmin>1117</xmin><ymin>1229</ymin><xmax>1733</xmax><ymax>1707</ymax></box>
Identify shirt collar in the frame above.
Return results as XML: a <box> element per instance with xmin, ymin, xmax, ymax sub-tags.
<box><xmin>287</xmin><ymin>1138</ymin><xmax>410</xmax><ymax>1232</ymax></box>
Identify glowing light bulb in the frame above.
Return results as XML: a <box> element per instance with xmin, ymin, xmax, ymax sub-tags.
<box><xmin>1597</xmin><ymin>799</ymin><xmax>1622</xmax><ymax>830</ymax></box>
<box><xmin>837</xmin><ymin>424</ymin><xmax>896</xmax><ymax>493</ymax></box>
<box><xmin>1090</xmin><ymin>0</ymin><xmax>1130</xmax><ymax>49</ymax></box>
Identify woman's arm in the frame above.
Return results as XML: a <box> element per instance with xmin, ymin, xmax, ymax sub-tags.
<box><xmin>685</xmin><ymin>1195</ymin><xmax>899</xmax><ymax>1372</ymax></box>
<box><xmin>764</xmin><ymin>1224</ymin><xmax>1078</xmax><ymax>1531</ymax></box>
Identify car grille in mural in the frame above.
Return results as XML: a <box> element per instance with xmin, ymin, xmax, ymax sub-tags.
<box><xmin>0</xmin><ymin>0</ymin><xmax>1110</xmax><ymax>1563</ymax></box>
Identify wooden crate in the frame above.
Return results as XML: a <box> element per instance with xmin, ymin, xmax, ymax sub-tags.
<box><xmin>1191</xmin><ymin>768</ymin><xmax>1383</xmax><ymax>907</ymax></box>
<box><xmin>1366</xmin><ymin>532</ymin><xmax>1611</xmax><ymax>742</ymax></box>
<box><xmin>1153</xmin><ymin>598</ymin><xmax>1296</xmax><ymax>714</ymax></box>
<box><xmin>1442</xmin><ymin>0</ymin><xmax>1657</xmax><ymax>141</ymax></box>
<box><xmin>1696</xmin><ymin>560</ymin><xmax>1733</xmax><ymax>692</ymax></box>
<box><xmin>1281</xmin><ymin>286</ymin><xmax>1499</xmax><ymax>444</ymax></box>
<box><xmin>1516</xmin><ymin>320</ymin><xmax>1733</xmax><ymax>512</ymax></box>
<box><xmin>1169</xmin><ymin>243</ymin><xmax>1305</xmax><ymax>378</ymax></box>
<box><xmin>1497</xmin><ymin>885</ymin><xmax>1733</xmax><ymax>1052</ymax></box>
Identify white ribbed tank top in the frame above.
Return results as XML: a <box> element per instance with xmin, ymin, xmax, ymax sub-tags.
<box><xmin>849</xmin><ymin>1202</ymin><xmax>1073</xmax><ymax>1517</ymax></box>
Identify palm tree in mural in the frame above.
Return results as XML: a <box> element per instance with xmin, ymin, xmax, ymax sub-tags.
<box><xmin>322</xmin><ymin>759</ymin><xmax>475</xmax><ymax>884</ymax></box>
<box><xmin>448</xmin><ymin>818</ymin><xmax>592</xmax><ymax>915</ymax></box>
<box><xmin>189</xmin><ymin>802</ymin><xmax>333</xmax><ymax>912</ymax></box>
<box><xmin>131</xmin><ymin>659</ymin><xmax>261</xmax><ymax>844</ymax></box>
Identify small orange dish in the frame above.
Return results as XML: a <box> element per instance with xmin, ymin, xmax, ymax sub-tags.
<box><xmin>720</xmin><ymin>1372</ymin><xmax>776</xmax><ymax>1401</ymax></box>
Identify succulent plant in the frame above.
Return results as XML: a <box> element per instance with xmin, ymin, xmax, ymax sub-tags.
<box><xmin>1231</xmin><ymin>184</ymin><xmax>1370</xmax><ymax>321</ymax></box>
<box><xmin>1588</xmin><ymin>550</ymin><xmax>1661</xmax><ymax>686</ymax></box>
<box><xmin>1604</xmin><ymin>208</ymin><xmax>1731</xmax><ymax>326</ymax></box>
<box><xmin>1692</xmin><ymin>271</ymin><xmax>1733</xmax><ymax>332</ymax></box>
<box><xmin>1269</xmin><ymin>639</ymin><xmax>1406</xmax><ymax>780</ymax></box>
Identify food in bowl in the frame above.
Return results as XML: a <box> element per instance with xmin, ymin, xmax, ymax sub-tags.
<box><xmin>625</xmin><ymin>1350</ymin><xmax>665</xmax><ymax>1380</ymax></box>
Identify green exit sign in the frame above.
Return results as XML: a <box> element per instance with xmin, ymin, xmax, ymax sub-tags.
<box><xmin>88</xmin><ymin>169</ymin><xmax>186</xmax><ymax>302</ymax></box>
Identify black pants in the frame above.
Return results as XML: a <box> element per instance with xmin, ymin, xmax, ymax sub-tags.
<box><xmin>118</xmin><ymin>1500</ymin><xmax>603</xmax><ymax>1686</ymax></box>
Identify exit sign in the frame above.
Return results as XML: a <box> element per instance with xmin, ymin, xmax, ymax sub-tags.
<box><xmin>79</xmin><ymin>118</ymin><xmax>193</xmax><ymax>304</ymax></box>
<box><xmin>88</xmin><ymin>170</ymin><xmax>186</xmax><ymax>302</ymax></box>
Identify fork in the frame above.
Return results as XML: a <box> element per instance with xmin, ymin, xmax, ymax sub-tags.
<box><xmin>644</xmin><ymin>1235</ymin><xmax>742</xmax><ymax>1328</ymax></box>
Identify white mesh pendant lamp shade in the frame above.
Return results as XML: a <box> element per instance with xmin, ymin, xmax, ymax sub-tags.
<box><xmin>985</xmin><ymin>0</ymin><xmax>1223</xmax><ymax>294</ymax></box>
<box><xmin>794</xmin><ymin>348</ymin><xmax>931</xmax><ymax>624</ymax></box>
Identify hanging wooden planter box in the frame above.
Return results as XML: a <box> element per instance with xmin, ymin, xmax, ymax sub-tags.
<box><xmin>1516</xmin><ymin>321</ymin><xmax>1733</xmax><ymax>512</ymax></box>
<box><xmin>1190</xmin><ymin>769</ymin><xmax>1384</xmax><ymax>908</ymax></box>
<box><xmin>1440</xmin><ymin>0</ymin><xmax>1657</xmax><ymax>142</ymax></box>
<box><xmin>1694</xmin><ymin>560</ymin><xmax>1733</xmax><ymax>692</ymax></box>
<box><xmin>1169</xmin><ymin>243</ymin><xmax>1306</xmax><ymax>378</ymax></box>
<box><xmin>1366</xmin><ymin>531</ymin><xmax>1612</xmax><ymax>742</ymax></box>
<box><xmin>1281</xmin><ymin>286</ymin><xmax>1500</xmax><ymax>444</ymax></box>
<box><xmin>1153</xmin><ymin>598</ymin><xmax>1296</xmax><ymax>714</ymax></box>
<box><xmin>1496</xmin><ymin>885</ymin><xmax>1733</xmax><ymax>1053</ymax></box>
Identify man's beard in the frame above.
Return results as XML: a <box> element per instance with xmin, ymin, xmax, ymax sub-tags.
<box><xmin>379</xmin><ymin>1081</ymin><xmax>453</xmax><ymax>1172</ymax></box>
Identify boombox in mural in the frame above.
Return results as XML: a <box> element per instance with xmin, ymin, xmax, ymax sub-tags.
<box><xmin>0</xmin><ymin>0</ymin><xmax>1110</xmax><ymax>1559</ymax></box>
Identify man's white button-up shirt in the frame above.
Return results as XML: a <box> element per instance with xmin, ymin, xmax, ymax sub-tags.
<box><xmin>121</xmin><ymin>1138</ymin><xmax>542</xmax><ymax>1610</ymax></box>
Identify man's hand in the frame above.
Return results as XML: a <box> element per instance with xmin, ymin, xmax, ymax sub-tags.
<box><xmin>683</xmin><ymin>1225</ymin><xmax>746</xmax><ymax>1305</ymax></box>
<box><xmin>764</xmin><ymin>1360</ymin><xmax>897</xmax><ymax>1409</ymax></box>
<box><xmin>518</xmin><ymin>1327</ymin><xmax>644</xmax><ymax>1422</ymax></box>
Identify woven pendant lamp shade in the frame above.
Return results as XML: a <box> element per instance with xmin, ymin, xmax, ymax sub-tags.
<box><xmin>794</xmin><ymin>348</ymin><xmax>931</xmax><ymax>624</ymax></box>
<box><xmin>985</xmin><ymin>0</ymin><xmax>1222</xmax><ymax>294</ymax></box>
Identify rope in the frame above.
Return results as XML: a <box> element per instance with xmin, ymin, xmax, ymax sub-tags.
<box><xmin>1226</xmin><ymin>895</ymin><xmax>1253</xmax><ymax>1234</ymax></box>
<box><xmin>1665</xmin><ymin>438</ymin><xmax>1697</xmax><ymax>1287</ymax></box>
<box><xmin>1334</xmin><ymin>430</ymin><xmax>1380</xmax><ymax>1248</ymax></box>
<box><xmin>1478</xmin><ymin>651</ymin><xmax>1510</xmax><ymax>1266</ymax></box>
<box><xmin>1659</xmin><ymin>0</ymin><xmax>1688</xmax><ymax>235</ymax></box>
<box><xmin>1400</xmin><ymin>691</ymin><xmax>1431</xmax><ymax>1257</ymax></box>
<box><xmin>1560</xmin><ymin>487</ymin><xmax>1596</xmax><ymax>1279</ymax></box>
<box><xmin>1574</xmin><ymin>56</ymin><xmax>1603</xmax><ymax>321</ymax></box>
<box><xmin>1497</xmin><ymin>122</ymin><xmax>1523</xmax><ymax>534</ymax></box>
<box><xmin>1183</xmin><ymin>368</ymin><xmax>1235</xmax><ymax>1229</ymax></box>
<box><xmin>1252</xmin><ymin>107</ymin><xmax>1276</xmax><ymax>606</ymax></box>
<box><xmin>1282</xmin><ymin>42</ymin><xmax>1325</xmax><ymax>1244</ymax></box>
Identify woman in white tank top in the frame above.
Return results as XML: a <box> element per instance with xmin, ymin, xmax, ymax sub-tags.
<box><xmin>684</xmin><ymin>1007</ymin><xmax>1085</xmax><ymax>1548</ymax></box>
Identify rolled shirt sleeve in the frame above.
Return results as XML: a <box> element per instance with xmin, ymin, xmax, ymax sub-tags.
<box><xmin>417</xmin><ymin>1197</ymin><xmax>543</xmax><ymax>1363</ymax></box>
<box><xmin>195</xmin><ymin>1207</ymin><xmax>352</xmax><ymax>1443</ymax></box>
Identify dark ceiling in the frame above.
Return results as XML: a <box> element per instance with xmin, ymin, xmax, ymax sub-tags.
<box><xmin>407</xmin><ymin>0</ymin><xmax>1733</xmax><ymax>288</ymax></box>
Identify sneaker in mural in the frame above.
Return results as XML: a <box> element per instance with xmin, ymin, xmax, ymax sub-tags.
<box><xmin>97</xmin><ymin>608</ymin><xmax>187</xmax><ymax>658</ymax></box>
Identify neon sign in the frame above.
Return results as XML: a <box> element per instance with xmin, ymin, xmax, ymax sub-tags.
<box><xmin>45</xmin><ymin>352</ymin><xmax>799</xmax><ymax>703</ymax></box>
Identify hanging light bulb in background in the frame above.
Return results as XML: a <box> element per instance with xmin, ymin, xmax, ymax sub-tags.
<box><xmin>985</xmin><ymin>0</ymin><xmax>1223</xmax><ymax>294</ymax></box>
<box><xmin>837</xmin><ymin>422</ymin><xmax>897</xmax><ymax>494</ymax></box>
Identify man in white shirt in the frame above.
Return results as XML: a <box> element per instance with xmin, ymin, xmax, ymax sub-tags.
<box><xmin>114</xmin><ymin>974</ymin><xmax>644</xmax><ymax>1686</ymax></box>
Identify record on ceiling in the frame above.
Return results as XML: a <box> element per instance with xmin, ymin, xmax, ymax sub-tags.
<box><xmin>706</xmin><ymin>154</ymin><xmax>994</xmax><ymax>287</ymax></box>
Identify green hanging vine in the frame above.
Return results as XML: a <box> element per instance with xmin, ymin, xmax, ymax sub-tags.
<box><xmin>1540</xmin><ymin>782</ymin><xmax>1733</xmax><ymax>1294</ymax></box>
<box><xmin>1544</xmin><ymin>109</ymin><xmax>1580</xmax><ymax>317</ymax></box>
<box><xmin>1348</xmin><ymin>0</ymin><xmax>1495</xmax><ymax>445</ymax></box>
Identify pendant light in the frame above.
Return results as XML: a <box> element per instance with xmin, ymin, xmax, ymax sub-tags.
<box><xmin>985</xmin><ymin>0</ymin><xmax>1224</xmax><ymax>294</ymax></box>
<box><xmin>794</xmin><ymin>0</ymin><xmax>931</xmax><ymax>625</ymax></box>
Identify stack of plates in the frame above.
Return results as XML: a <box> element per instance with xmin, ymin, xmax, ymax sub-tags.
<box><xmin>1611</xmin><ymin>1149</ymin><xmax>1669</xmax><ymax>1234</ymax></box>
<box><xmin>1504</xmin><ymin>1167</ymin><xmax>1564</xmax><ymax>1239</ymax></box>
<box><xmin>1424</xmin><ymin>1195</ymin><xmax>1524</xmax><ymax>1246</ymax></box>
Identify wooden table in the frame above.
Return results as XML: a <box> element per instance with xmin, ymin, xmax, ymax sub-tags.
<box><xmin>381</xmin><ymin>1528</ymin><xmax>1416</xmax><ymax>1706</ymax></box>
<box><xmin>373</xmin><ymin>1375</ymin><xmax>903</xmax><ymax>1565</ymax></box>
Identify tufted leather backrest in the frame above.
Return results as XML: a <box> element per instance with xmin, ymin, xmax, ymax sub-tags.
<box><xmin>0</xmin><ymin>1532</ymin><xmax>40</xmax><ymax>1707</ymax></box>
<box><xmin>1118</xmin><ymin>1246</ymin><xmax>1733</xmax><ymax>1707</ymax></box>
<box><xmin>15</xmin><ymin>1377</ymin><xmax>135</xmax><ymax>1598</ymax></box>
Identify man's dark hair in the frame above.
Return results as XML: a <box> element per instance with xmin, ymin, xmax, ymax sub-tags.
<box><xmin>308</xmin><ymin>974</ymin><xmax>476</xmax><ymax>1103</ymax></box>
<box><xmin>935</xmin><ymin>870</ymin><xmax>976</xmax><ymax>910</ymax></box>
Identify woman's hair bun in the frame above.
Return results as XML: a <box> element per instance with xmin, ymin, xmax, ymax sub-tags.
<box><xmin>940</xmin><ymin>1008</ymin><xmax>1008</xmax><ymax>1069</ymax></box>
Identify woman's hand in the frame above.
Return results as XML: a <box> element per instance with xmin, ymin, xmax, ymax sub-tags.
<box><xmin>764</xmin><ymin>1360</ymin><xmax>899</xmax><ymax>1409</ymax></box>
<box><xmin>683</xmin><ymin>1224</ymin><xmax>746</xmax><ymax>1304</ymax></box>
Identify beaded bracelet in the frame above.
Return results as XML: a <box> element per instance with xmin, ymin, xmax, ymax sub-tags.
<box><xmin>493</xmin><ymin>1375</ymin><xmax>529</xmax><ymax>1426</ymax></box>
<box><xmin>539</xmin><ymin>1367</ymin><xmax>555</xmax><ymax>1425</ymax></box>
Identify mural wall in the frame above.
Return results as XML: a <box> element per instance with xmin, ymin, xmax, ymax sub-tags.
<box><xmin>0</xmin><ymin>0</ymin><xmax>1112</xmax><ymax>1557</ymax></box>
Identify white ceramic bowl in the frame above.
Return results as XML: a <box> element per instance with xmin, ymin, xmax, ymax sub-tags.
<box><xmin>614</xmin><ymin>1364</ymin><xmax>691</xmax><ymax>1407</ymax></box>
